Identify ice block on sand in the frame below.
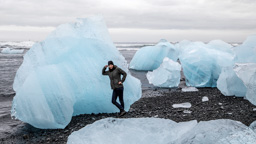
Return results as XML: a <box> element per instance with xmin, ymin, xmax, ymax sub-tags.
<box><xmin>129</xmin><ymin>39</ymin><xmax>178</xmax><ymax>71</ymax></box>
<box><xmin>146</xmin><ymin>57</ymin><xmax>181</xmax><ymax>88</ymax></box>
<box><xmin>67</xmin><ymin>118</ymin><xmax>256</xmax><ymax>144</ymax></box>
<box><xmin>11</xmin><ymin>16</ymin><xmax>141</xmax><ymax>129</ymax></box>
<box><xmin>234</xmin><ymin>63</ymin><xmax>256</xmax><ymax>105</ymax></box>
<box><xmin>178</xmin><ymin>41</ymin><xmax>234</xmax><ymax>87</ymax></box>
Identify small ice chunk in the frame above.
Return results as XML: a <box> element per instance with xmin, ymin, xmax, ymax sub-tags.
<box><xmin>218</xmin><ymin>103</ymin><xmax>223</xmax><ymax>105</ymax></box>
<box><xmin>146</xmin><ymin>57</ymin><xmax>181</xmax><ymax>88</ymax></box>
<box><xmin>182</xmin><ymin>87</ymin><xmax>198</xmax><ymax>92</ymax></box>
<box><xmin>202</xmin><ymin>96</ymin><xmax>209</xmax><ymax>102</ymax></box>
<box><xmin>183</xmin><ymin>110</ymin><xmax>192</xmax><ymax>114</ymax></box>
<box><xmin>1</xmin><ymin>47</ymin><xmax>24</xmax><ymax>54</ymax></box>
<box><xmin>253</xmin><ymin>108</ymin><xmax>256</xmax><ymax>111</ymax></box>
<box><xmin>172</xmin><ymin>102</ymin><xmax>192</xmax><ymax>108</ymax></box>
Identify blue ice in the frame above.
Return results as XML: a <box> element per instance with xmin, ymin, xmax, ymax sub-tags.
<box><xmin>129</xmin><ymin>39</ymin><xmax>178</xmax><ymax>71</ymax></box>
<box><xmin>11</xmin><ymin>16</ymin><xmax>142</xmax><ymax>129</ymax></box>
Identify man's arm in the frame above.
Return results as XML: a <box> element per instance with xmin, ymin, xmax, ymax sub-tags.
<box><xmin>118</xmin><ymin>68</ymin><xmax>127</xmax><ymax>83</ymax></box>
<box><xmin>102</xmin><ymin>66</ymin><xmax>109</xmax><ymax>75</ymax></box>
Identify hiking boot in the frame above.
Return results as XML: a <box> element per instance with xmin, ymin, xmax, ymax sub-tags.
<box><xmin>119</xmin><ymin>110</ymin><xmax>126</xmax><ymax>117</ymax></box>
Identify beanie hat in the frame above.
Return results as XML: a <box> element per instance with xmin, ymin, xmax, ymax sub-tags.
<box><xmin>108</xmin><ymin>60</ymin><xmax>114</xmax><ymax>65</ymax></box>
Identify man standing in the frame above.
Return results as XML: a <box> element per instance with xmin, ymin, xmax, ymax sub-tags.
<box><xmin>102</xmin><ymin>60</ymin><xmax>127</xmax><ymax>117</ymax></box>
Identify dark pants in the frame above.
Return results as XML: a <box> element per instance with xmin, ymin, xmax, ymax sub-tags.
<box><xmin>112</xmin><ymin>87</ymin><xmax>124</xmax><ymax>111</ymax></box>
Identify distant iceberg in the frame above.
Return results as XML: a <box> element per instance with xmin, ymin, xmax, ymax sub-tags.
<box><xmin>233</xmin><ymin>35</ymin><xmax>256</xmax><ymax>63</ymax></box>
<box><xmin>1</xmin><ymin>47</ymin><xmax>24</xmax><ymax>54</ymax></box>
<box><xmin>11</xmin><ymin>16</ymin><xmax>141</xmax><ymax>129</ymax></box>
<box><xmin>146</xmin><ymin>57</ymin><xmax>181</xmax><ymax>88</ymax></box>
<box><xmin>129</xmin><ymin>39</ymin><xmax>178</xmax><ymax>71</ymax></box>
<box><xmin>67</xmin><ymin>118</ymin><xmax>256</xmax><ymax>144</ymax></box>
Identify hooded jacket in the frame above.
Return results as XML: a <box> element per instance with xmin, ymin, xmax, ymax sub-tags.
<box><xmin>102</xmin><ymin>65</ymin><xmax>127</xmax><ymax>89</ymax></box>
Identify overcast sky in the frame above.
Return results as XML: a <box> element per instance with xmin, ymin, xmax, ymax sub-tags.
<box><xmin>0</xmin><ymin>0</ymin><xmax>255</xmax><ymax>42</ymax></box>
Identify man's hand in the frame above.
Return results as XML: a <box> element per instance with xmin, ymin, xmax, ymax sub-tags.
<box><xmin>104</xmin><ymin>65</ymin><xmax>108</xmax><ymax>68</ymax></box>
<box><xmin>118</xmin><ymin>81</ymin><xmax>122</xmax><ymax>84</ymax></box>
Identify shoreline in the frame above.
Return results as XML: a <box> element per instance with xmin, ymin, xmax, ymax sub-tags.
<box><xmin>1</xmin><ymin>87</ymin><xmax>256</xmax><ymax>143</ymax></box>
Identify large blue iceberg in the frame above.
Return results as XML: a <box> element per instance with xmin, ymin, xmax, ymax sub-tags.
<box><xmin>146</xmin><ymin>57</ymin><xmax>181</xmax><ymax>88</ymax></box>
<box><xmin>11</xmin><ymin>16</ymin><xmax>142</xmax><ymax>129</ymax></box>
<box><xmin>178</xmin><ymin>40</ymin><xmax>234</xmax><ymax>87</ymax></box>
<box><xmin>67</xmin><ymin>118</ymin><xmax>256</xmax><ymax>144</ymax></box>
<box><xmin>129</xmin><ymin>39</ymin><xmax>178</xmax><ymax>71</ymax></box>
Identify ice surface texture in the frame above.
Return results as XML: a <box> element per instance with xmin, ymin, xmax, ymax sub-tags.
<box><xmin>67</xmin><ymin>118</ymin><xmax>256</xmax><ymax>144</ymax></box>
<box><xmin>217</xmin><ymin>66</ymin><xmax>246</xmax><ymax>97</ymax></box>
<box><xmin>11</xmin><ymin>16</ymin><xmax>141</xmax><ymax>129</ymax></box>
<box><xmin>234</xmin><ymin>63</ymin><xmax>256</xmax><ymax>105</ymax></box>
<box><xmin>146</xmin><ymin>57</ymin><xmax>181</xmax><ymax>87</ymax></box>
<box><xmin>217</xmin><ymin>35</ymin><xmax>256</xmax><ymax>102</ymax></box>
<box><xmin>129</xmin><ymin>39</ymin><xmax>178</xmax><ymax>71</ymax></box>
<box><xmin>1</xmin><ymin>47</ymin><xmax>24</xmax><ymax>54</ymax></box>
<box><xmin>178</xmin><ymin>40</ymin><xmax>234</xmax><ymax>87</ymax></box>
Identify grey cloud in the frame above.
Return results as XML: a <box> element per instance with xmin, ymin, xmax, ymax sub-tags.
<box><xmin>0</xmin><ymin>0</ymin><xmax>255</xmax><ymax>30</ymax></box>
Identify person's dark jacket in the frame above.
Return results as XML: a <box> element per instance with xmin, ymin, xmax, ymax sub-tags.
<box><xmin>102</xmin><ymin>65</ymin><xmax>127</xmax><ymax>89</ymax></box>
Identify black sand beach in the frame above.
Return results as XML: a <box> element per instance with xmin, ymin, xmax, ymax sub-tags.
<box><xmin>1</xmin><ymin>49</ymin><xmax>256</xmax><ymax>144</ymax></box>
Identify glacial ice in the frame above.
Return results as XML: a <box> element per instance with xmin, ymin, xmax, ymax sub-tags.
<box><xmin>181</xmin><ymin>87</ymin><xmax>198</xmax><ymax>92</ymax></box>
<box><xmin>217</xmin><ymin>66</ymin><xmax>246</xmax><ymax>97</ymax></box>
<box><xmin>1</xmin><ymin>47</ymin><xmax>24</xmax><ymax>54</ymax></box>
<box><xmin>178</xmin><ymin>40</ymin><xmax>234</xmax><ymax>87</ymax></box>
<box><xmin>146</xmin><ymin>57</ymin><xmax>181</xmax><ymax>88</ymax></box>
<box><xmin>129</xmin><ymin>39</ymin><xmax>178</xmax><ymax>71</ymax></box>
<box><xmin>172</xmin><ymin>102</ymin><xmax>192</xmax><ymax>108</ymax></box>
<box><xmin>234</xmin><ymin>63</ymin><xmax>256</xmax><ymax>105</ymax></box>
<box><xmin>202</xmin><ymin>96</ymin><xmax>209</xmax><ymax>102</ymax></box>
<box><xmin>11</xmin><ymin>16</ymin><xmax>142</xmax><ymax>129</ymax></box>
<box><xmin>67</xmin><ymin>118</ymin><xmax>256</xmax><ymax>144</ymax></box>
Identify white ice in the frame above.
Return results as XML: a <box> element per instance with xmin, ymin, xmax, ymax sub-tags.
<box><xmin>129</xmin><ymin>39</ymin><xmax>178</xmax><ymax>71</ymax></box>
<box><xmin>234</xmin><ymin>63</ymin><xmax>256</xmax><ymax>105</ymax></box>
<box><xmin>1</xmin><ymin>47</ymin><xmax>24</xmax><ymax>54</ymax></box>
<box><xmin>146</xmin><ymin>57</ymin><xmax>181</xmax><ymax>88</ymax></box>
<box><xmin>11</xmin><ymin>16</ymin><xmax>141</xmax><ymax>129</ymax></box>
<box><xmin>202</xmin><ymin>96</ymin><xmax>209</xmax><ymax>102</ymax></box>
<box><xmin>217</xmin><ymin>66</ymin><xmax>246</xmax><ymax>97</ymax></box>
<box><xmin>67</xmin><ymin>118</ymin><xmax>256</xmax><ymax>144</ymax></box>
<box><xmin>182</xmin><ymin>87</ymin><xmax>198</xmax><ymax>92</ymax></box>
<box><xmin>172</xmin><ymin>102</ymin><xmax>192</xmax><ymax>108</ymax></box>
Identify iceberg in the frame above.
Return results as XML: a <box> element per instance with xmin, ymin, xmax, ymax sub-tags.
<box><xmin>67</xmin><ymin>118</ymin><xmax>256</xmax><ymax>144</ymax></box>
<box><xmin>129</xmin><ymin>39</ymin><xmax>178</xmax><ymax>71</ymax></box>
<box><xmin>146</xmin><ymin>57</ymin><xmax>181</xmax><ymax>88</ymax></box>
<box><xmin>217</xmin><ymin>66</ymin><xmax>246</xmax><ymax>97</ymax></box>
<box><xmin>11</xmin><ymin>16</ymin><xmax>141</xmax><ymax>129</ymax></box>
<box><xmin>1</xmin><ymin>47</ymin><xmax>24</xmax><ymax>54</ymax></box>
<box><xmin>234</xmin><ymin>63</ymin><xmax>256</xmax><ymax>105</ymax></box>
<box><xmin>178</xmin><ymin>41</ymin><xmax>234</xmax><ymax>87</ymax></box>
